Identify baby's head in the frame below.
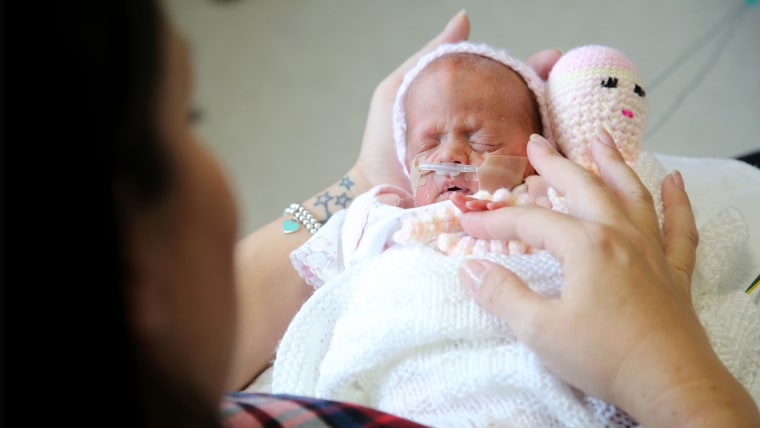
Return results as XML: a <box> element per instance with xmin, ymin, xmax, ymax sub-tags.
<box><xmin>393</xmin><ymin>42</ymin><xmax>553</xmax><ymax>206</ymax></box>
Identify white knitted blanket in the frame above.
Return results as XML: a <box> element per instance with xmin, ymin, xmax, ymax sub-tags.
<box><xmin>272</xmin><ymin>152</ymin><xmax>760</xmax><ymax>427</ymax></box>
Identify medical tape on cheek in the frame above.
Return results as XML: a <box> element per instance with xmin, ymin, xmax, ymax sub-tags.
<box><xmin>410</xmin><ymin>151</ymin><xmax>437</xmax><ymax>197</ymax></box>
<box><xmin>476</xmin><ymin>154</ymin><xmax>528</xmax><ymax>193</ymax></box>
<box><xmin>410</xmin><ymin>160</ymin><xmax>433</xmax><ymax>198</ymax></box>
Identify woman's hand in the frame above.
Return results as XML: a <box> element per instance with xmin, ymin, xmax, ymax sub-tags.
<box><xmin>457</xmin><ymin>132</ymin><xmax>760</xmax><ymax>427</ymax></box>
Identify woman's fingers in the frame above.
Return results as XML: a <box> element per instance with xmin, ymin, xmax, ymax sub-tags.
<box><xmin>528</xmin><ymin>133</ymin><xmax>663</xmax><ymax>243</ymax></box>
<box><xmin>460</xmin><ymin>204</ymin><xmax>588</xmax><ymax>264</ymax></box>
<box><xmin>390</xmin><ymin>11</ymin><xmax>470</xmax><ymax>83</ymax></box>
<box><xmin>590</xmin><ymin>129</ymin><xmax>661</xmax><ymax>242</ymax></box>
<box><xmin>524</xmin><ymin>48</ymin><xmax>563</xmax><ymax>80</ymax></box>
<box><xmin>526</xmin><ymin>135</ymin><xmax>625</xmax><ymax>224</ymax></box>
<box><xmin>459</xmin><ymin>259</ymin><xmax>552</xmax><ymax>339</ymax></box>
<box><xmin>426</xmin><ymin>10</ymin><xmax>470</xmax><ymax>53</ymax></box>
<box><xmin>661</xmin><ymin>171</ymin><xmax>699</xmax><ymax>284</ymax></box>
<box><xmin>450</xmin><ymin>193</ymin><xmax>491</xmax><ymax>212</ymax></box>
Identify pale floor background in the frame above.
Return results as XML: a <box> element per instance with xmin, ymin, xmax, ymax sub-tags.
<box><xmin>163</xmin><ymin>0</ymin><xmax>759</xmax><ymax>236</ymax></box>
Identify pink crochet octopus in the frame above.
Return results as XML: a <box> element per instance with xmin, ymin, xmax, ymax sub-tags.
<box><xmin>394</xmin><ymin>45</ymin><xmax>648</xmax><ymax>256</ymax></box>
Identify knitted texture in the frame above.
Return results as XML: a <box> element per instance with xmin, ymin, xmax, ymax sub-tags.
<box><xmin>274</xmin><ymin>151</ymin><xmax>759</xmax><ymax>427</ymax></box>
<box><xmin>547</xmin><ymin>45</ymin><xmax>647</xmax><ymax>172</ymax></box>
<box><xmin>394</xmin><ymin>187</ymin><xmax>543</xmax><ymax>257</ymax></box>
<box><xmin>292</xmin><ymin>180</ymin><xmax>556</xmax><ymax>290</ymax></box>
<box><xmin>393</xmin><ymin>41</ymin><xmax>555</xmax><ymax>177</ymax></box>
<box><xmin>278</xmin><ymin>44</ymin><xmax>760</xmax><ymax>426</ymax></box>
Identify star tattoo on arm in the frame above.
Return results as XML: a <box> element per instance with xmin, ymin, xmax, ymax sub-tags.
<box><xmin>335</xmin><ymin>193</ymin><xmax>352</xmax><ymax>209</ymax></box>
<box><xmin>339</xmin><ymin>176</ymin><xmax>354</xmax><ymax>191</ymax></box>
<box><xmin>315</xmin><ymin>192</ymin><xmax>335</xmax><ymax>219</ymax></box>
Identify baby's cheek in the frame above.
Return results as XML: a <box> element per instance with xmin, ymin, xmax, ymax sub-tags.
<box><xmin>469</xmin><ymin>151</ymin><xmax>486</xmax><ymax>165</ymax></box>
<box><xmin>413</xmin><ymin>176</ymin><xmax>439</xmax><ymax>206</ymax></box>
<box><xmin>407</xmin><ymin>146</ymin><xmax>437</xmax><ymax>167</ymax></box>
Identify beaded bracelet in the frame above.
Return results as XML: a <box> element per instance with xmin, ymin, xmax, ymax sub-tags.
<box><xmin>282</xmin><ymin>203</ymin><xmax>323</xmax><ymax>235</ymax></box>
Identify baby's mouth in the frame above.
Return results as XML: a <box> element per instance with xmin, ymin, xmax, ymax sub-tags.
<box><xmin>439</xmin><ymin>180</ymin><xmax>472</xmax><ymax>200</ymax></box>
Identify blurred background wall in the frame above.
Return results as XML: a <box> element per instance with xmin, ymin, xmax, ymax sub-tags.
<box><xmin>163</xmin><ymin>0</ymin><xmax>759</xmax><ymax>235</ymax></box>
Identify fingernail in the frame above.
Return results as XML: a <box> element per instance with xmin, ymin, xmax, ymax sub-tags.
<box><xmin>443</xmin><ymin>9</ymin><xmax>467</xmax><ymax>33</ymax></box>
<box><xmin>529</xmin><ymin>133</ymin><xmax>549</xmax><ymax>147</ymax></box>
<box><xmin>460</xmin><ymin>259</ymin><xmax>488</xmax><ymax>294</ymax></box>
<box><xmin>596</xmin><ymin>127</ymin><xmax>616</xmax><ymax>149</ymax></box>
<box><xmin>669</xmin><ymin>170</ymin><xmax>685</xmax><ymax>190</ymax></box>
<box><xmin>447</xmin><ymin>9</ymin><xmax>466</xmax><ymax>26</ymax></box>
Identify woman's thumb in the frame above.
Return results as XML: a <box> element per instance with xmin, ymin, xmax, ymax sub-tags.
<box><xmin>459</xmin><ymin>259</ymin><xmax>545</xmax><ymax>331</ymax></box>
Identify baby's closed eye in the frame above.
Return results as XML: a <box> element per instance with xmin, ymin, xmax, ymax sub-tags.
<box><xmin>472</xmin><ymin>142</ymin><xmax>500</xmax><ymax>153</ymax></box>
<box><xmin>469</xmin><ymin>130</ymin><xmax>502</xmax><ymax>152</ymax></box>
<box><xmin>412</xmin><ymin>139</ymin><xmax>440</xmax><ymax>156</ymax></box>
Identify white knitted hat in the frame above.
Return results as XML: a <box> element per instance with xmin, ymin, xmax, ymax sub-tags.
<box><xmin>392</xmin><ymin>41</ymin><xmax>554</xmax><ymax>177</ymax></box>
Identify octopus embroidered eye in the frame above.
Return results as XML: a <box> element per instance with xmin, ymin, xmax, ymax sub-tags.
<box><xmin>601</xmin><ymin>77</ymin><xmax>618</xmax><ymax>88</ymax></box>
<box><xmin>634</xmin><ymin>84</ymin><xmax>646</xmax><ymax>97</ymax></box>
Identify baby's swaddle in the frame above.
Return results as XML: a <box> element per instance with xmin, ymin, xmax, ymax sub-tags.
<box><xmin>272</xmin><ymin>152</ymin><xmax>760</xmax><ymax>427</ymax></box>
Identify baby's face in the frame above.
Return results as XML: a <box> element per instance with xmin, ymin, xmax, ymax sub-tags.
<box><xmin>404</xmin><ymin>54</ymin><xmax>540</xmax><ymax>206</ymax></box>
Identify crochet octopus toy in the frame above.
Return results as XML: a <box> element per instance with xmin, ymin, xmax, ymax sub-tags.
<box><xmin>547</xmin><ymin>45</ymin><xmax>648</xmax><ymax>172</ymax></box>
<box><xmin>394</xmin><ymin>45</ymin><xmax>649</xmax><ymax>256</ymax></box>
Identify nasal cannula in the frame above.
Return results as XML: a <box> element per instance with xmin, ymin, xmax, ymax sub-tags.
<box><xmin>416</xmin><ymin>162</ymin><xmax>477</xmax><ymax>176</ymax></box>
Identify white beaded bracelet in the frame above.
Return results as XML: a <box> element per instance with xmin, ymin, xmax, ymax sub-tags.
<box><xmin>282</xmin><ymin>203</ymin><xmax>323</xmax><ymax>235</ymax></box>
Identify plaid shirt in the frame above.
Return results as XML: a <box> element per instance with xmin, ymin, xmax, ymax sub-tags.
<box><xmin>222</xmin><ymin>392</ymin><xmax>428</xmax><ymax>427</ymax></box>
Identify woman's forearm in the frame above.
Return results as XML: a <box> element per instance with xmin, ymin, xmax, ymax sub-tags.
<box><xmin>621</xmin><ymin>350</ymin><xmax>760</xmax><ymax>428</ymax></box>
<box><xmin>226</xmin><ymin>167</ymin><xmax>371</xmax><ymax>390</ymax></box>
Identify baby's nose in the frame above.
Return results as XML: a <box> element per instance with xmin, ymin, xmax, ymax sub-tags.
<box><xmin>433</xmin><ymin>138</ymin><xmax>471</xmax><ymax>164</ymax></box>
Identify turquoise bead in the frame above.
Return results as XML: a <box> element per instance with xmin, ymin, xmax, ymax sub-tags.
<box><xmin>282</xmin><ymin>219</ymin><xmax>300</xmax><ymax>234</ymax></box>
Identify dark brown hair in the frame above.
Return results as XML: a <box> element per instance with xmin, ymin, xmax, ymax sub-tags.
<box><xmin>49</xmin><ymin>1</ymin><xmax>220</xmax><ymax>426</ymax></box>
